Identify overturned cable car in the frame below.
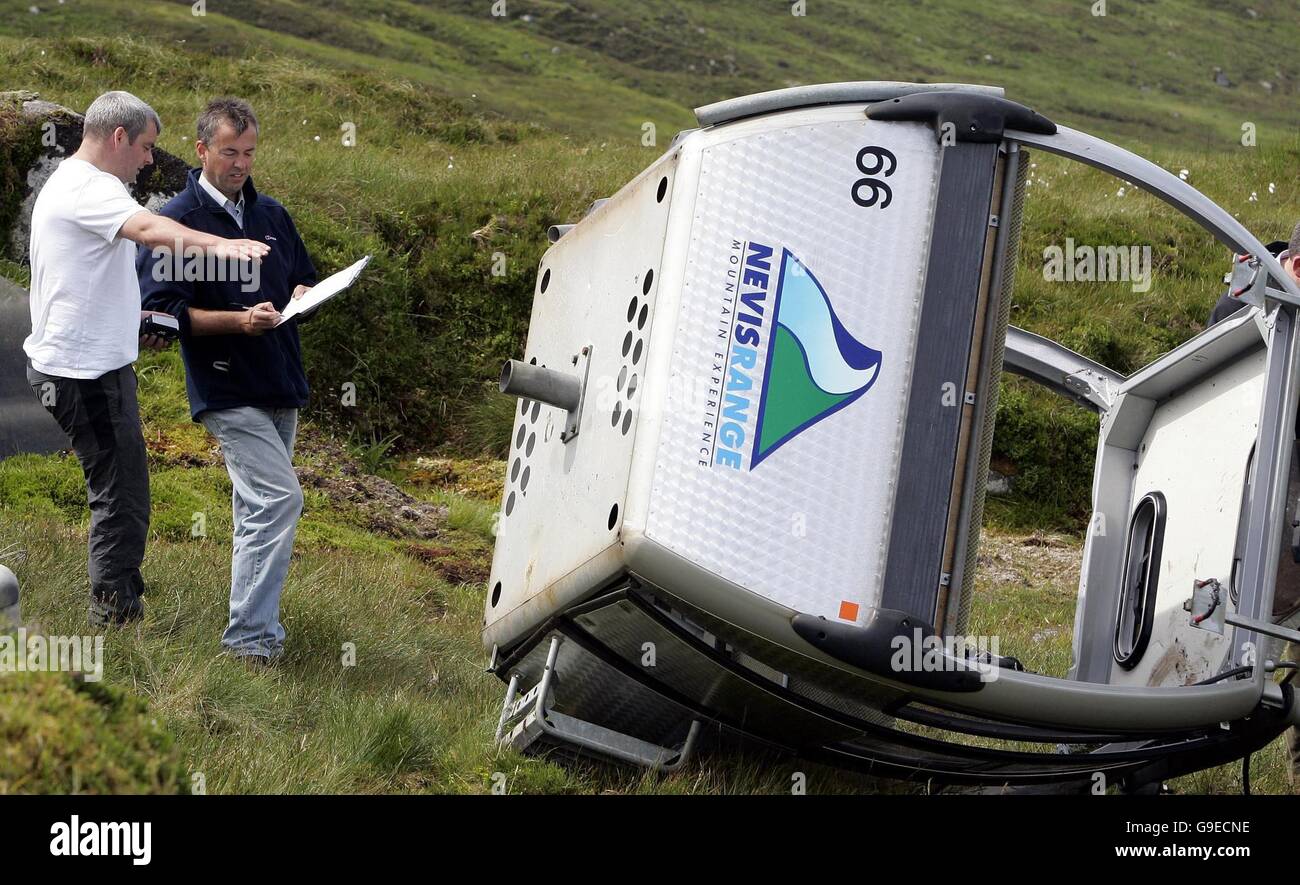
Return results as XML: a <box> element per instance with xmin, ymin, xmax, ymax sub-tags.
<box><xmin>482</xmin><ymin>81</ymin><xmax>1300</xmax><ymax>790</ymax></box>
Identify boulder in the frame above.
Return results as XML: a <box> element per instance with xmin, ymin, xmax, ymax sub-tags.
<box><xmin>6</xmin><ymin>92</ymin><xmax>191</xmax><ymax>262</ymax></box>
<box><xmin>0</xmin><ymin>564</ymin><xmax>19</xmax><ymax>627</ymax></box>
<box><xmin>0</xmin><ymin>274</ymin><xmax>66</xmax><ymax>459</ymax></box>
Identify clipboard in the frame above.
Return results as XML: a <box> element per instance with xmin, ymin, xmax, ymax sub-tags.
<box><xmin>277</xmin><ymin>255</ymin><xmax>371</xmax><ymax>325</ymax></box>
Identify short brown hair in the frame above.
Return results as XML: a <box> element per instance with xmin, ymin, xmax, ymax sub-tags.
<box><xmin>196</xmin><ymin>97</ymin><xmax>257</xmax><ymax>146</ymax></box>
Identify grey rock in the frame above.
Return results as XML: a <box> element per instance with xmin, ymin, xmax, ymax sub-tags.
<box><xmin>0</xmin><ymin>564</ymin><xmax>20</xmax><ymax>627</ymax></box>
<box><xmin>0</xmin><ymin>274</ymin><xmax>66</xmax><ymax>458</ymax></box>
<box><xmin>8</xmin><ymin>94</ymin><xmax>191</xmax><ymax>263</ymax></box>
<box><xmin>986</xmin><ymin>469</ymin><xmax>1014</xmax><ymax>497</ymax></box>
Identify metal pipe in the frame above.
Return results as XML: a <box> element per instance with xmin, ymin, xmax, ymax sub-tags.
<box><xmin>547</xmin><ymin>224</ymin><xmax>574</xmax><ymax>243</ymax></box>
<box><xmin>1225</xmin><ymin>611</ymin><xmax>1300</xmax><ymax>645</ymax></box>
<box><xmin>499</xmin><ymin>359</ymin><xmax>581</xmax><ymax>412</ymax></box>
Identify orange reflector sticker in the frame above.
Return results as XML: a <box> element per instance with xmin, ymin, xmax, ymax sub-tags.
<box><xmin>838</xmin><ymin>601</ymin><xmax>860</xmax><ymax>622</ymax></box>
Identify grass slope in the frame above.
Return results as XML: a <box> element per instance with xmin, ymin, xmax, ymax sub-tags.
<box><xmin>0</xmin><ymin>416</ymin><xmax>889</xmax><ymax>794</ymax></box>
<box><xmin>7</xmin><ymin>0</ymin><xmax>1299</xmax><ymax>147</ymax></box>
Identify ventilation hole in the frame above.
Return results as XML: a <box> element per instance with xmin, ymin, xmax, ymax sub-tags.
<box><xmin>632</xmin><ymin>339</ymin><xmax>643</xmax><ymax>364</ymax></box>
<box><xmin>530</xmin><ymin>400</ymin><xmax>541</xmax><ymax>423</ymax></box>
<box><xmin>612</xmin><ymin>400</ymin><xmax>622</xmax><ymax>426</ymax></box>
<box><xmin>521</xmin><ymin>466</ymin><xmax>530</xmax><ymax>491</ymax></box>
<box><xmin>529</xmin><ymin>356</ymin><xmax>538</xmax><ymax>365</ymax></box>
<box><xmin>621</xmin><ymin>408</ymin><xmax>633</xmax><ymax>435</ymax></box>
<box><xmin>622</xmin><ymin>331</ymin><xmax>632</xmax><ymax>357</ymax></box>
<box><xmin>617</xmin><ymin>366</ymin><xmax>627</xmax><ymax>391</ymax></box>
<box><xmin>491</xmin><ymin>581</ymin><xmax>502</xmax><ymax>607</ymax></box>
<box><xmin>627</xmin><ymin>296</ymin><xmax>638</xmax><ymax>323</ymax></box>
<box><xmin>519</xmin><ymin>398</ymin><xmax>530</xmax><ymax>416</ymax></box>
<box><xmin>505</xmin><ymin>492</ymin><xmax>516</xmax><ymax>516</ymax></box>
<box><xmin>608</xmin><ymin>503</ymin><xmax>619</xmax><ymax>529</ymax></box>
<box><xmin>627</xmin><ymin>373</ymin><xmax>638</xmax><ymax>399</ymax></box>
<box><xmin>540</xmin><ymin>268</ymin><xmax>551</xmax><ymax>293</ymax></box>
<box><xmin>515</xmin><ymin>424</ymin><xmax>526</xmax><ymax>448</ymax></box>
<box><xmin>526</xmin><ymin>432</ymin><xmax>536</xmax><ymax>456</ymax></box>
<box><xmin>642</xmin><ymin>269</ymin><xmax>654</xmax><ymax>295</ymax></box>
<box><xmin>511</xmin><ymin>458</ymin><xmax>521</xmax><ymax>482</ymax></box>
<box><xmin>637</xmin><ymin>304</ymin><xmax>648</xmax><ymax>329</ymax></box>
<box><xmin>656</xmin><ymin>177</ymin><xmax>667</xmax><ymax>203</ymax></box>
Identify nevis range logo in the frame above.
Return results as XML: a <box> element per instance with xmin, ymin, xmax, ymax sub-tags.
<box><xmin>712</xmin><ymin>240</ymin><xmax>882</xmax><ymax>470</ymax></box>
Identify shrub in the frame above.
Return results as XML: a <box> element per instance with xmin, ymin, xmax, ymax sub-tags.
<box><xmin>0</xmin><ymin>670</ymin><xmax>186</xmax><ymax>794</ymax></box>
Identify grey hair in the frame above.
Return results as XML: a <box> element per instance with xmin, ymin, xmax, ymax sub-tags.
<box><xmin>1288</xmin><ymin>220</ymin><xmax>1300</xmax><ymax>260</ymax></box>
<box><xmin>82</xmin><ymin>90</ymin><xmax>162</xmax><ymax>143</ymax></box>
<box><xmin>196</xmin><ymin>97</ymin><xmax>258</xmax><ymax>146</ymax></box>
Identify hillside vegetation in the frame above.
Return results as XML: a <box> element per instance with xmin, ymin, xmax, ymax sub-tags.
<box><xmin>4</xmin><ymin>0</ymin><xmax>1297</xmax><ymax>522</ymax></box>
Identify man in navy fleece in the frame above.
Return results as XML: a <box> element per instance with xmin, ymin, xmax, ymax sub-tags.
<box><xmin>138</xmin><ymin>97</ymin><xmax>316</xmax><ymax>667</ymax></box>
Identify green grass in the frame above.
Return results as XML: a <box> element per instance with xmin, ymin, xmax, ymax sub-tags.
<box><xmin>0</xmin><ymin>509</ymin><xmax>890</xmax><ymax>794</ymax></box>
<box><xmin>7</xmin><ymin>0</ymin><xmax>1299</xmax><ymax>147</ymax></box>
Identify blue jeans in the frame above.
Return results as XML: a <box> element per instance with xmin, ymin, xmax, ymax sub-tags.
<box><xmin>200</xmin><ymin>406</ymin><xmax>303</xmax><ymax>658</ymax></box>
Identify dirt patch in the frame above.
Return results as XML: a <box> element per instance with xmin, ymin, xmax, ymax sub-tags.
<box><xmin>297</xmin><ymin>464</ymin><xmax>447</xmax><ymax>539</ymax></box>
<box><xmin>975</xmin><ymin>531</ymin><xmax>1082</xmax><ymax>591</ymax></box>
<box><xmin>399</xmin><ymin>455</ymin><xmax>505</xmax><ymax>502</ymax></box>
<box><xmin>249</xmin><ymin>422</ymin><xmax>449</xmax><ymax>539</ymax></box>
<box><xmin>142</xmin><ymin>428</ymin><xmax>221</xmax><ymax>468</ymax></box>
<box><xmin>407</xmin><ymin>542</ymin><xmax>490</xmax><ymax>586</ymax></box>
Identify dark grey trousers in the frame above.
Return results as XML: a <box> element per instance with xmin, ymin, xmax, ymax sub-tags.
<box><xmin>27</xmin><ymin>360</ymin><xmax>149</xmax><ymax>621</ymax></box>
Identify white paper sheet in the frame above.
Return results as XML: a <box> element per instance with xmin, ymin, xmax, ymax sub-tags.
<box><xmin>276</xmin><ymin>255</ymin><xmax>371</xmax><ymax>325</ymax></box>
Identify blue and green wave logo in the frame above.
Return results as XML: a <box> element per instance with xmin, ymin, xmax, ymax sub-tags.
<box><xmin>750</xmin><ymin>248</ymin><xmax>882</xmax><ymax>468</ymax></box>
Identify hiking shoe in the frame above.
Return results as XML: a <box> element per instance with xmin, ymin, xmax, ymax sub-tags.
<box><xmin>89</xmin><ymin>596</ymin><xmax>144</xmax><ymax>629</ymax></box>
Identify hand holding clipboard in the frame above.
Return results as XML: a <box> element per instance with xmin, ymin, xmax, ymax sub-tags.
<box><xmin>277</xmin><ymin>255</ymin><xmax>371</xmax><ymax>326</ymax></box>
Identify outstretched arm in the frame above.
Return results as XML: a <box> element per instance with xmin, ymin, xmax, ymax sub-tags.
<box><xmin>120</xmin><ymin>210</ymin><xmax>270</xmax><ymax>261</ymax></box>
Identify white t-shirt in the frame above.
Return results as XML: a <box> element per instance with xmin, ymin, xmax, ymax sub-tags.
<box><xmin>24</xmin><ymin>157</ymin><xmax>148</xmax><ymax>379</ymax></box>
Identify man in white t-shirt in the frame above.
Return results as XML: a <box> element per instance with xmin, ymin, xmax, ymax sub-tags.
<box><xmin>23</xmin><ymin>90</ymin><xmax>270</xmax><ymax>628</ymax></box>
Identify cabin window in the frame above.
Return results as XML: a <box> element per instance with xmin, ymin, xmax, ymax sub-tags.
<box><xmin>1114</xmin><ymin>492</ymin><xmax>1166</xmax><ymax>670</ymax></box>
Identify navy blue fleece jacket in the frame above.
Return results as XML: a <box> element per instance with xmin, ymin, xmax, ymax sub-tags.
<box><xmin>137</xmin><ymin>169</ymin><xmax>317</xmax><ymax>420</ymax></box>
